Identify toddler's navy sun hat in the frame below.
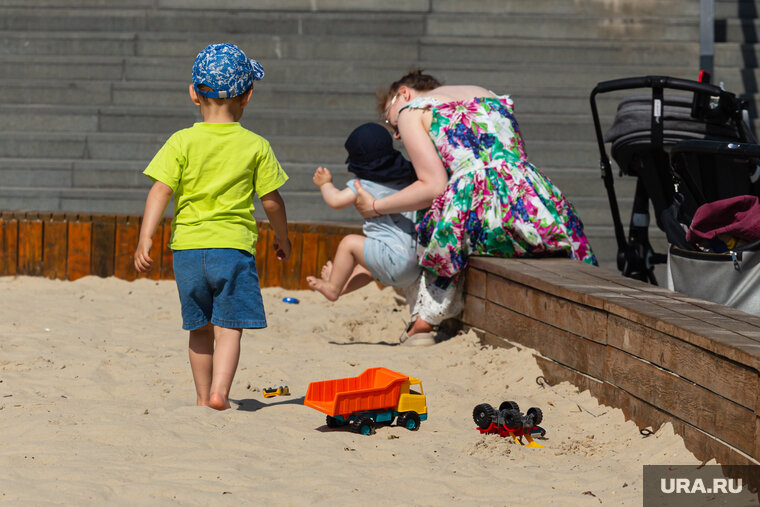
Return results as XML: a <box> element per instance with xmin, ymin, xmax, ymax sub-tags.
<box><xmin>192</xmin><ymin>43</ymin><xmax>265</xmax><ymax>99</ymax></box>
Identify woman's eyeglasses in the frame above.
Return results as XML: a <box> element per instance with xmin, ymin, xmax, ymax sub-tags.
<box><xmin>383</xmin><ymin>94</ymin><xmax>398</xmax><ymax>124</ymax></box>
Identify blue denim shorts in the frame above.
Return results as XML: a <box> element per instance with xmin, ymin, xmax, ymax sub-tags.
<box><xmin>172</xmin><ymin>248</ymin><xmax>267</xmax><ymax>331</ymax></box>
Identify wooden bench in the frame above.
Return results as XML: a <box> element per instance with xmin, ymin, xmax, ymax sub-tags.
<box><xmin>460</xmin><ymin>256</ymin><xmax>760</xmax><ymax>465</ymax></box>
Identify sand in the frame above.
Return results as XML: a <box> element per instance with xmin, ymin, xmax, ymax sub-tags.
<box><xmin>0</xmin><ymin>275</ymin><xmax>704</xmax><ymax>505</ymax></box>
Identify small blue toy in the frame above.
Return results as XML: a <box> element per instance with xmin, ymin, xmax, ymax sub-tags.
<box><xmin>282</xmin><ymin>297</ymin><xmax>299</xmax><ymax>304</ymax></box>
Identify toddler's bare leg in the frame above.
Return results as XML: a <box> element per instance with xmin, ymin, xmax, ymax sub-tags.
<box><xmin>341</xmin><ymin>264</ymin><xmax>373</xmax><ymax>295</ymax></box>
<box><xmin>307</xmin><ymin>234</ymin><xmax>366</xmax><ymax>301</ymax></box>
<box><xmin>188</xmin><ymin>322</ymin><xmax>214</xmax><ymax>406</ymax></box>
<box><xmin>208</xmin><ymin>325</ymin><xmax>242</xmax><ymax>411</ymax></box>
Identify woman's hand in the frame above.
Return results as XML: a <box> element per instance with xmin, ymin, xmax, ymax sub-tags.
<box><xmin>354</xmin><ymin>180</ymin><xmax>379</xmax><ymax>218</ymax></box>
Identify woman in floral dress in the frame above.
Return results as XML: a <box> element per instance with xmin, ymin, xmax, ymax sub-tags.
<box><xmin>354</xmin><ymin>71</ymin><xmax>597</xmax><ymax>345</ymax></box>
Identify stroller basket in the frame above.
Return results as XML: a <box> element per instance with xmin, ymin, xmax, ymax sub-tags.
<box><xmin>590</xmin><ymin>75</ymin><xmax>756</xmax><ymax>284</ymax></box>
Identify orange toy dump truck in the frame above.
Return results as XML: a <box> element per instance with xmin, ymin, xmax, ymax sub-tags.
<box><xmin>304</xmin><ymin>367</ymin><xmax>427</xmax><ymax>435</ymax></box>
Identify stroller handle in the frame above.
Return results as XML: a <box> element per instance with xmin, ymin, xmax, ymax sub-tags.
<box><xmin>591</xmin><ymin>75</ymin><xmax>723</xmax><ymax>97</ymax></box>
<box><xmin>670</xmin><ymin>139</ymin><xmax>760</xmax><ymax>158</ymax></box>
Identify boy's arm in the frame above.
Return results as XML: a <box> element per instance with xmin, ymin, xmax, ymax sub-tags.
<box><xmin>134</xmin><ymin>181</ymin><xmax>173</xmax><ymax>273</ymax></box>
<box><xmin>259</xmin><ymin>189</ymin><xmax>291</xmax><ymax>261</ymax></box>
<box><xmin>313</xmin><ymin>166</ymin><xmax>356</xmax><ymax>210</ymax></box>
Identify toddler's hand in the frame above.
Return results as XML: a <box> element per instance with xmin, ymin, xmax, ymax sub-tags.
<box><xmin>134</xmin><ymin>238</ymin><xmax>153</xmax><ymax>273</ymax></box>
<box><xmin>313</xmin><ymin>166</ymin><xmax>332</xmax><ymax>187</ymax></box>
<box><xmin>273</xmin><ymin>235</ymin><xmax>291</xmax><ymax>261</ymax></box>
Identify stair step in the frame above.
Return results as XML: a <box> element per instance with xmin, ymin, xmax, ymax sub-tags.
<box><xmin>0</xmin><ymin>8</ymin><xmax>427</xmax><ymax>36</ymax></box>
<box><xmin>0</xmin><ymin>0</ymin><xmax>429</xmax><ymax>10</ymax></box>
<box><xmin>0</xmin><ymin>31</ymin><xmax>418</xmax><ymax>61</ymax></box>
<box><xmin>426</xmin><ymin>13</ymin><xmax>699</xmax><ymax>41</ymax></box>
<box><xmin>421</xmin><ymin>37</ymin><xmax>698</xmax><ymax>66</ymax></box>
<box><xmin>432</xmin><ymin>0</ymin><xmax>700</xmax><ymax>17</ymax></box>
<box><xmin>0</xmin><ymin>55</ymin><xmax>699</xmax><ymax>90</ymax></box>
<box><xmin>0</xmin><ymin>78</ymin><xmax>631</xmax><ymax>118</ymax></box>
<box><xmin>0</xmin><ymin>104</ymin><xmax>609</xmax><ymax>143</ymax></box>
<box><xmin>0</xmin><ymin>131</ymin><xmax>601</xmax><ymax>167</ymax></box>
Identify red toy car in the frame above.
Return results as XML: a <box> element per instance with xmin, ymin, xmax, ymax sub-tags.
<box><xmin>473</xmin><ymin>401</ymin><xmax>545</xmax><ymax>447</ymax></box>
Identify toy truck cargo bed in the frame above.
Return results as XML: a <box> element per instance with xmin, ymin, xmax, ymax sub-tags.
<box><xmin>304</xmin><ymin>367</ymin><xmax>408</xmax><ymax>417</ymax></box>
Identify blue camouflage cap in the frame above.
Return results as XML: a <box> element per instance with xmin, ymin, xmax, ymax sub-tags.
<box><xmin>192</xmin><ymin>43</ymin><xmax>265</xmax><ymax>99</ymax></box>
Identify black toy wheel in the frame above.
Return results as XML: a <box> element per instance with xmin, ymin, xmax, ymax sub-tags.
<box><xmin>326</xmin><ymin>415</ymin><xmax>341</xmax><ymax>428</ymax></box>
<box><xmin>397</xmin><ymin>411</ymin><xmax>421</xmax><ymax>431</ymax></box>
<box><xmin>501</xmin><ymin>409</ymin><xmax>522</xmax><ymax>428</ymax></box>
<box><xmin>499</xmin><ymin>401</ymin><xmax>520</xmax><ymax>413</ymax></box>
<box><xmin>527</xmin><ymin>407</ymin><xmax>543</xmax><ymax>426</ymax></box>
<box><xmin>473</xmin><ymin>403</ymin><xmax>495</xmax><ymax>429</ymax></box>
<box><xmin>351</xmin><ymin>416</ymin><xmax>374</xmax><ymax>435</ymax></box>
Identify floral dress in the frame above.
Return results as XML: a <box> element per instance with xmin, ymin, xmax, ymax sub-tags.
<box><xmin>403</xmin><ymin>95</ymin><xmax>597</xmax><ymax>279</ymax></box>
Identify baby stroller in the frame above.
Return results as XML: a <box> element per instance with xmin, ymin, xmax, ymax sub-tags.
<box><xmin>589</xmin><ymin>75</ymin><xmax>760</xmax><ymax>285</ymax></box>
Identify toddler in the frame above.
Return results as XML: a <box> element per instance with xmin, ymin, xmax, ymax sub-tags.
<box><xmin>134</xmin><ymin>43</ymin><xmax>290</xmax><ymax>410</ymax></box>
<box><xmin>307</xmin><ymin>122</ymin><xmax>421</xmax><ymax>303</ymax></box>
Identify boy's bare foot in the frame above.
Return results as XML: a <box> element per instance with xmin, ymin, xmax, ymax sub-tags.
<box><xmin>321</xmin><ymin>260</ymin><xmax>333</xmax><ymax>280</ymax></box>
<box><xmin>306</xmin><ymin>276</ymin><xmax>340</xmax><ymax>302</ymax></box>
<box><xmin>209</xmin><ymin>392</ymin><xmax>231</xmax><ymax>411</ymax></box>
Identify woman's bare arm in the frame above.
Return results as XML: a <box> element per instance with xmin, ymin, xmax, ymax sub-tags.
<box><xmin>355</xmin><ymin>109</ymin><xmax>448</xmax><ymax>217</ymax></box>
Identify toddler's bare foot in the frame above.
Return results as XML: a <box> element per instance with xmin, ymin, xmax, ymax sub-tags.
<box><xmin>209</xmin><ymin>392</ymin><xmax>231</xmax><ymax>411</ymax></box>
<box><xmin>321</xmin><ymin>260</ymin><xmax>333</xmax><ymax>280</ymax></box>
<box><xmin>307</xmin><ymin>276</ymin><xmax>340</xmax><ymax>302</ymax></box>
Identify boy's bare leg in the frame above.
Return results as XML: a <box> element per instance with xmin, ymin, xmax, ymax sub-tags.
<box><xmin>188</xmin><ymin>322</ymin><xmax>214</xmax><ymax>406</ymax></box>
<box><xmin>306</xmin><ymin>234</ymin><xmax>366</xmax><ymax>301</ymax></box>
<box><xmin>208</xmin><ymin>325</ymin><xmax>242</xmax><ymax>411</ymax></box>
<box><xmin>341</xmin><ymin>264</ymin><xmax>373</xmax><ymax>295</ymax></box>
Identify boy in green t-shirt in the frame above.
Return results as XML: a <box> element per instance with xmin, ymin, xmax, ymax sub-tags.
<box><xmin>134</xmin><ymin>43</ymin><xmax>290</xmax><ymax>411</ymax></box>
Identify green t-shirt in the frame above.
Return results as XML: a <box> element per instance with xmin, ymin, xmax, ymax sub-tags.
<box><xmin>144</xmin><ymin>122</ymin><xmax>288</xmax><ymax>255</ymax></box>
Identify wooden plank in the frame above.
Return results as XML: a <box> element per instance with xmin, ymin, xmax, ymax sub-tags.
<box><xmin>280</xmin><ymin>230</ymin><xmax>303</xmax><ymax>291</ymax></box>
<box><xmin>469</xmin><ymin>256</ymin><xmax>607</xmax><ymax>309</ymax></box>
<box><xmin>604</xmin><ymin>345</ymin><xmax>755</xmax><ymax>455</ymax></box>
<box><xmin>91</xmin><ymin>215</ymin><xmax>116</xmax><ymax>278</ymax></box>
<box><xmin>599</xmin><ymin>381</ymin><xmax>756</xmax><ymax>466</ymax></box>
<box><xmin>601</xmin><ymin>291</ymin><xmax>760</xmax><ymax>371</ymax></box>
<box><xmin>299</xmin><ymin>232</ymin><xmax>320</xmax><ymax>290</ymax></box>
<box><xmin>607</xmin><ymin>314</ymin><xmax>758</xmax><ymax>410</ymax></box>
<box><xmin>463</xmin><ymin>267</ymin><xmax>486</xmax><ymax>299</ymax></box>
<box><xmin>159</xmin><ymin>218</ymin><xmax>174</xmax><ymax>280</ymax></box>
<box><xmin>67</xmin><ymin>217</ymin><xmax>92</xmax><ymax>281</ymax></box>
<box><xmin>0</xmin><ymin>214</ymin><xmax>19</xmax><ymax>276</ymax></box>
<box><xmin>42</xmin><ymin>213</ymin><xmax>68</xmax><ymax>280</ymax></box>
<box><xmin>487</xmin><ymin>273</ymin><xmax>608</xmax><ymax>344</ymax></box>
<box><xmin>114</xmin><ymin>216</ymin><xmax>139</xmax><ymax>281</ymax></box>
<box><xmin>17</xmin><ymin>215</ymin><xmax>44</xmax><ymax>276</ymax></box>
<box><xmin>461</xmin><ymin>293</ymin><xmax>486</xmax><ymax>330</ymax></box>
<box><xmin>483</xmin><ymin>300</ymin><xmax>607</xmax><ymax>380</ymax></box>
<box><xmin>315</xmin><ymin>232</ymin><xmax>332</xmax><ymax>280</ymax></box>
<box><xmin>533</xmin><ymin>355</ymin><xmax>606</xmax><ymax>402</ymax></box>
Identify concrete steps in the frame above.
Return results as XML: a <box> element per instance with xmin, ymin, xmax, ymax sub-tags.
<box><xmin>0</xmin><ymin>1</ymin><xmax>706</xmax><ymax>272</ymax></box>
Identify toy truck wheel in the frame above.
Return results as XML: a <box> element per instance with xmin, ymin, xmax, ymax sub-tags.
<box><xmin>326</xmin><ymin>416</ymin><xmax>342</xmax><ymax>428</ymax></box>
<box><xmin>473</xmin><ymin>403</ymin><xmax>495</xmax><ymax>429</ymax></box>
<box><xmin>351</xmin><ymin>416</ymin><xmax>374</xmax><ymax>435</ymax></box>
<box><xmin>499</xmin><ymin>401</ymin><xmax>520</xmax><ymax>413</ymax></box>
<box><xmin>527</xmin><ymin>407</ymin><xmax>543</xmax><ymax>425</ymax></box>
<box><xmin>501</xmin><ymin>409</ymin><xmax>521</xmax><ymax>428</ymax></box>
<box><xmin>397</xmin><ymin>411</ymin><xmax>421</xmax><ymax>431</ymax></box>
